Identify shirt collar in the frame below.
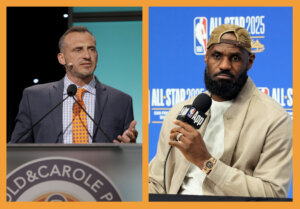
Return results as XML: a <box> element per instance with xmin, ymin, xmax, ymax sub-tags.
<box><xmin>63</xmin><ymin>75</ymin><xmax>96</xmax><ymax>95</ymax></box>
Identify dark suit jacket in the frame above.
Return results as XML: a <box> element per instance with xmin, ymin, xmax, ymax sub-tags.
<box><xmin>10</xmin><ymin>77</ymin><xmax>134</xmax><ymax>143</ymax></box>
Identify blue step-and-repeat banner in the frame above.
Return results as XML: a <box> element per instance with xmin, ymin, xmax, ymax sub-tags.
<box><xmin>149</xmin><ymin>7</ymin><xmax>293</xmax><ymax>197</ymax></box>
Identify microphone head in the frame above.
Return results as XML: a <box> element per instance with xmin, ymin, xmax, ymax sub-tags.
<box><xmin>67</xmin><ymin>84</ymin><xmax>77</xmax><ymax>96</ymax></box>
<box><xmin>192</xmin><ymin>93</ymin><xmax>212</xmax><ymax>113</ymax></box>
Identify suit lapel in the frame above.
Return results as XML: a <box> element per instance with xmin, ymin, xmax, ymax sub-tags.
<box><xmin>49</xmin><ymin>78</ymin><xmax>64</xmax><ymax>143</ymax></box>
<box><xmin>93</xmin><ymin>79</ymin><xmax>108</xmax><ymax>139</ymax></box>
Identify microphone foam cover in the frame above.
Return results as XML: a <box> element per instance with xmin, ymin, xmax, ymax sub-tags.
<box><xmin>67</xmin><ymin>84</ymin><xmax>77</xmax><ymax>96</ymax></box>
<box><xmin>192</xmin><ymin>93</ymin><xmax>212</xmax><ymax>113</ymax></box>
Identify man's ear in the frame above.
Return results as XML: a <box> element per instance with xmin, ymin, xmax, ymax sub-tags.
<box><xmin>247</xmin><ymin>53</ymin><xmax>255</xmax><ymax>71</ymax></box>
<box><xmin>57</xmin><ymin>53</ymin><xmax>66</xmax><ymax>65</ymax></box>
<box><xmin>204</xmin><ymin>53</ymin><xmax>208</xmax><ymax>64</ymax></box>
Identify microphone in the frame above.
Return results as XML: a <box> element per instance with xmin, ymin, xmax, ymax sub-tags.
<box><xmin>70</xmin><ymin>85</ymin><xmax>115</xmax><ymax>143</ymax></box>
<box><xmin>67</xmin><ymin>84</ymin><xmax>77</xmax><ymax>96</ymax></box>
<box><xmin>67</xmin><ymin>63</ymin><xmax>73</xmax><ymax>70</ymax></box>
<box><xmin>163</xmin><ymin>93</ymin><xmax>212</xmax><ymax>193</ymax></box>
<box><xmin>176</xmin><ymin>93</ymin><xmax>212</xmax><ymax>130</ymax></box>
<box><xmin>13</xmin><ymin>84</ymin><xmax>77</xmax><ymax>143</ymax></box>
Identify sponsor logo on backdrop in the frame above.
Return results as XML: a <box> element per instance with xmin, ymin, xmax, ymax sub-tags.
<box><xmin>194</xmin><ymin>15</ymin><xmax>266</xmax><ymax>55</ymax></box>
<box><xmin>150</xmin><ymin>87</ymin><xmax>293</xmax><ymax>122</ymax></box>
<box><xmin>7</xmin><ymin>157</ymin><xmax>122</xmax><ymax>201</ymax></box>
<box><xmin>150</xmin><ymin>88</ymin><xmax>205</xmax><ymax>122</ymax></box>
<box><xmin>194</xmin><ymin>17</ymin><xmax>208</xmax><ymax>55</ymax></box>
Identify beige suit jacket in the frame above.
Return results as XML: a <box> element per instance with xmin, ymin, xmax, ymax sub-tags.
<box><xmin>149</xmin><ymin>78</ymin><xmax>293</xmax><ymax>197</ymax></box>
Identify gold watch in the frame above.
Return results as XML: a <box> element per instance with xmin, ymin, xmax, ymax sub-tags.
<box><xmin>202</xmin><ymin>157</ymin><xmax>217</xmax><ymax>175</ymax></box>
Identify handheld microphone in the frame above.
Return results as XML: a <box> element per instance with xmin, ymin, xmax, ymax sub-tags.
<box><xmin>13</xmin><ymin>84</ymin><xmax>77</xmax><ymax>143</ymax></box>
<box><xmin>176</xmin><ymin>93</ymin><xmax>212</xmax><ymax>129</ymax></box>
<box><xmin>70</xmin><ymin>85</ymin><xmax>115</xmax><ymax>143</ymax></box>
<box><xmin>163</xmin><ymin>93</ymin><xmax>212</xmax><ymax>193</ymax></box>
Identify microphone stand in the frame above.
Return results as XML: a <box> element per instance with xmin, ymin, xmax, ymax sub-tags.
<box><xmin>14</xmin><ymin>96</ymin><xmax>70</xmax><ymax>143</ymax></box>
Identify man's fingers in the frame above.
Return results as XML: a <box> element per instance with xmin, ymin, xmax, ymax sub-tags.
<box><xmin>124</xmin><ymin>130</ymin><xmax>133</xmax><ymax>139</ymax></box>
<box><xmin>173</xmin><ymin>120</ymin><xmax>195</xmax><ymax>132</ymax></box>
<box><xmin>170</xmin><ymin>126</ymin><xmax>189</xmax><ymax>136</ymax></box>
<box><xmin>119</xmin><ymin>129</ymin><xmax>137</xmax><ymax>143</ymax></box>
<box><xmin>128</xmin><ymin>120</ymin><xmax>138</xmax><ymax>139</ymax></box>
<box><xmin>117</xmin><ymin>121</ymin><xmax>138</xmax><ymax>143</ymax></box>
<box><xmin>117</xmin><ymin>134</ymin><xmax>130</xmax><ymax>143</ymax></box>
<box><xmin>169</xmin><ymin>140</ymin><xmax>185</xmax><ymax>153</ymax></box>
<box><xmin>170</xmin><ymin>132</ymin><xmax>187</xmax><ymax>143</ymax></box>
<box><xmin>113</xmin><ymin>139</ymin><xmax>121</xmax><ymax>144</ymax></box>
<box><xmin>131</xmin><ymin>129</ymin><xmax>138</xmax><ymax>138</ymax></box>
<box><xmin>129</xmin><ymin>120</ymin><xmax>137</xmax><ymax>129</ymax></box>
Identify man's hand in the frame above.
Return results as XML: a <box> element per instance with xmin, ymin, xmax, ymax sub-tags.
<box><xmin>114</xmin><ymin>120</ymin><xmax>138</xmax><ymax>143</ymax></box>
<box><xmin>169</xmin><ymin>120</ymin><xmax>211</xmax><ymax>169</ymax></box>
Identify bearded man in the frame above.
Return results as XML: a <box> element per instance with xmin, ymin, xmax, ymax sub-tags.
<box><xmin>149</xmin><ymin>24</ymin><xmax>292</xmax><ymax>198</ymax></box>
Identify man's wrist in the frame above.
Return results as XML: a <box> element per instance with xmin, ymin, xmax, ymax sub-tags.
<box><xmin>201</xmin><ymin>157</ymin><xmax>217</xmax><ymax>175</ymax></box>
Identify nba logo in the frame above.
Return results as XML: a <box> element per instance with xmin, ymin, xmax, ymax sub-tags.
<box><xmin>194</xmin><ymin>17</ymin><xmax>208</xmax><ymax>55</ymax></box>
<box><xmin>188</xmin><ymin>107</ymin><xmax>196</xmax><ymax>118</ymax></box>
<box><xmin>258</xmin><ymin>87</ymin><xmax>270</xmax><ymax>95</ymax></box>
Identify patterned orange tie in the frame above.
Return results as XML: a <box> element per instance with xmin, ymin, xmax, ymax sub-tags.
<box><xmin>72</xmin><ymin>88</ymin><xmax>89</xmax><ymax>144</ymax></box>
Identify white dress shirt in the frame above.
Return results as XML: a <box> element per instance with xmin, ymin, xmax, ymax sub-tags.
<box><xmin>62</xmin><ymin>76</ymin><xmax>96</xmax><ymax>144</ymax></box>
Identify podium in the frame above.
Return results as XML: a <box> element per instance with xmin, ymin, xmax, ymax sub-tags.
<box><xmin>7</xmin><ymin>143</ymin><xmax>142</xmax><ymax>202</ymax></box>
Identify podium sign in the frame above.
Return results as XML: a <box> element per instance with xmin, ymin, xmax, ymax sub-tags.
<box><xmin>7</xmin><ymin>143</ymin><xmax>142</xmax><ymax>202</ymax></box>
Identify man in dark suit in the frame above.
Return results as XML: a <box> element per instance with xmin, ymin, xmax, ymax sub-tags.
<box><xmin>10</xmin><ymin>26</ymin><xmax>138</xmax><ymax>143</ymax></box>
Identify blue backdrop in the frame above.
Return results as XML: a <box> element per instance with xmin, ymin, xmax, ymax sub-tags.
<box><xmin>149</xmin><ymin>7</ymin><xmax>293</xmax><ymax>197</ymax></box>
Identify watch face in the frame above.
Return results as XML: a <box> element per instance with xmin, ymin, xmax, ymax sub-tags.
<box><xmin>206</xmin><ymin>161</ymin><xmax>213</xmax><ymax>169</ymax></box>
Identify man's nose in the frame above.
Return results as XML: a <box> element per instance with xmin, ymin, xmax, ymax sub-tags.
<box><xmin>83</xmin><ymin>49</ymin><xmax>91</xmax><ymax>59</ymax></box>
<box><xmin>219</xmin><ymin>57</ymin><xmax>231</xmax><ymax>71</ymax></box>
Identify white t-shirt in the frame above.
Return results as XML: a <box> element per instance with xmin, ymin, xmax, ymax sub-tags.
<box><xmin>180</xmin><ymin>99</ymin><xmax>232</xmax><ymax>195</ymax></box>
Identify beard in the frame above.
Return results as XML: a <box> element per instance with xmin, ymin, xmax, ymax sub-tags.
<box><xmin>204</xmin><ymin>66</ymin><xmax>248</xmax><ymax>100</ymax></box>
